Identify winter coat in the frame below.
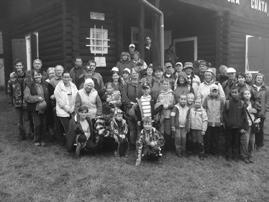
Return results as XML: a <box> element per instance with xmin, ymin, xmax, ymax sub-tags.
<box><xmin>116</xmin><ymin>52</ymin><xmax>134</xmax><ymax>75</ymax></box>
<box><xmin>54</xmin><ymin>80</ymin><xmax>78</xmax><ymax>117</ymax></box>
<box><xmin>222</xmin><ymin>79</ymin><xmax>237</xmax><ymax>99</ymax></box>
<box><xmin>203</xmin><ymin>95</ymin><xmax>225</xmax><ymax>127</ymax></box>
<box><xmin>121</xmin><ymin>81</ymin><xmax>143</xmax><ymax>109</ymax></box>
<box><xmin>223</xmin><ymin>98</ymin><xmax>249</xmax><ymax>130</ymax></box>
<box><xmin>186</xmin><ymin>106</ymin><xmax>208</xmax><ymax>133</ymax></box>
<box><xmin>66</xmin><ymin>115</ymin><xmax>96</xmax><ymax>152</ymax></box>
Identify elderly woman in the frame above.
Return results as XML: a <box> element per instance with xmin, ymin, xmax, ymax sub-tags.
<box><xmin>66</xmin><ymin>105</ymin><xmax>98</xmax><ymax>156</ymax></box>
<box><xmin>75</xmin><ymin>78</ymin><xmax>102</xmax><ymax>119</ymax></box>
<box><xmin>252</xmin><ymin>73</ymin><xmax>268</xmax><ymax>149</ymax></box>
<box><xmin>24</xmin><ymin>71</ymin><xmax>50</xmax><ymax>146</ymax></box>
<box><xmin>54</xmin><ymin>72</ymin><xmax>78</xmax><ymax>139</ymax></box>
<box><xmin>197</xmin><ymin>68</ymin><xmax>225</xmax><ymax>103</ymax></box>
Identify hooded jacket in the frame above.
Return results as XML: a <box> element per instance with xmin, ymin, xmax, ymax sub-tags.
<box><xmin>198</xmin><ymin>80</ymin><xmax>225</xmax><ymax>103</ymax></box>
<box><xmin>116</xmin><ymin>52</ymin><xmax>134</xmax><ymax>75</ymax></box>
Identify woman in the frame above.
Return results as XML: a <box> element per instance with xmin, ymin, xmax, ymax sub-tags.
<box><xmin>116</xmin><ymin>52</ymin><xmax>134</xmax><ymax>75</ymax></box>
<box><xmin>197</xmin><ymin>68</ymin><xmax>225</xmax><ymax>103</ymax></box>
<box><xmin>252</xmin><ymin>73</ymin><xmax>268</xmax><ymax>149</ymax></box>
<box><xmin>75</xmin><ymin>78</ymin><xmax>102</xmax><ymax>119</ymax></box>
<box><xmin>183</xmin><ymin>62</ymin><xmax>201</xmax><ymax>96</ymax></box>
<box><xmin>54</xmin><ymin>72</ymin><xmax>78</xmax><ymax>139</ymax></box>
<box><xmin>24</xmin><ymin>71</ymin><xmax>50</xmax><ymax>146</ymax></box>
<box><xmin>131</xmin><ymin>51</ymin><xmax>147</xmax><ymax>74</ymax></box>
<box><xmin>66</xmin><ymin>105</ymin><xmax>98</xmax><ymax>156</ymax></box>
<box><xmin>111</xmin><ymin>72</ymin><xmax>124</xmax><ymax>92</ymax></box>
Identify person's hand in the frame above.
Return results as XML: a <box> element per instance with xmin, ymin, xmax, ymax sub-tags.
<box><xmin>135</xmin><ymin>159</ymin><xmax>141</xmax><ymax>166</ymax></box>
<box><xmin>50</xmin><ymin>94</ymin><xmax>55</xmax><ymax>100</ymax></box>
<box><xmin>163</xmin><ymin>104</ymin><xmax>168</xmax><ymax>109</ymax></box>
<box><xmin>171</xmin><ymin>126</ymin><xmax>176</xmax><ymax>132</ymax></box>
<box><xmin>38</xmin><ymin>96</ymin><xmax>44</xmax><ymax>102</ymax></box>
<box><xmin>201</xmin><ymin>131</ymin><xmax>205</xmax><ymax>136</ymax></box>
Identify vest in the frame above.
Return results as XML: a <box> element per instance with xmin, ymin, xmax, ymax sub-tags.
<box><xmin>78</xmin><ymin>89</ymin><xmax>98</xmax><ymax>118</ymax></box>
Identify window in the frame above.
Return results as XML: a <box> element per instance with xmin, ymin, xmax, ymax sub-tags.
<box><xmin>245</xmin><ymin>34</ymin><xmax>269</xmax><ymax>82</ymax></box>
<box><xmin>86</xmin><ymin>26</ymin><xmax>109</xmax><ymax>55</ymax></box>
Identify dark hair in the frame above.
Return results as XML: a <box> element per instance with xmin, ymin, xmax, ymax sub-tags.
<box><xmin>87</xmin><ymin>60</ymin><xmax>96</xmax><ymax>65</ymax></box>
<box><xmin>105</xmin><ymin>82</ymin><xmax>114</xmax><ymax>89</ymax></box>
<box><xmin>14</xmin><ymin>59</ymin><xmax>23</xmax><ymax>66</ymax></box>
<box><xmin>33</xmin><ymin>58</ymin><xmax>42</xmax><ymax>63</ymax></box>
<box><xmin>237</xmin><ymin>72</ymin><xmax>246</xmax><ymax>79</ymax></box>
<box><xmin>74</xmin><ymin>56</ymin><xmax>83</xmax><ymax>61</ymax></box>
<box><xmin>78</xmin><ymin>105</ymin><xmax>89</xmax><ymax>113</ymax></box>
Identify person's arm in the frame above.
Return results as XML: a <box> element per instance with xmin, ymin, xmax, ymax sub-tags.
<box><xmin>24</xmin><ymin>86</ymin><xmax>41</xmax><ymax>103</ymax></box>
<box><xmin>201</xmin><ymin>109</ymin><xmax>208</xmax><ymax>135</ymax></box>
<box><xmin>135</xmin><ymin>133</ymin><xmax>143</xmax><ymax>166</ymax></box>
<box><xmin>95</xmin><ymin>94</ymin><xmax>103</xmax><ymax>116</ymax></box>
<box><xmin>218</xmin><ymin>83</ymin><xmax>226</xmax><ymax>101</ymax></box>
<box><xmin>74</xmin><ymin>92</ymin><xmax>82</xmax><ymax>113</ymax></box>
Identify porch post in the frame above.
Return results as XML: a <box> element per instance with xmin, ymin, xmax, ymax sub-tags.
<box><xmin>152</xmin><ymin>0</ymin><xmax>160</xmax><ymax>67</ymax></box>
<box><xmin>139</xmin><ymin>0</ymin><xmax>145</xmax><ymax>59</ymax></box>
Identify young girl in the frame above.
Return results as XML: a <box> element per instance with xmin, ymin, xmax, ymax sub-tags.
<box><xmin>186</xmin><ymin>98</ymin><xmax>208</xmax><ymax>159</ymax></box>
<box><xmin>242</xmin><ymin>89</ymin><xmax>258</xmax><ymax>163</ymax></box>
<box><xmin>102</xmin><ymin>82</ymin><xmax>122</xmax><ymax>115</ymax></box>
<box><xmin>155</xmin><ymin>79</ymin><xmax>175</xmax><ymax>151</ymax></box>
<box><xmin>174</xmin><ymin>72</ymin><xmax>192</xmax><ymax>100</ymax></box>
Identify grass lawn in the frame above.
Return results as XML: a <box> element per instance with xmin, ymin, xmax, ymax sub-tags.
<box><xmin>0</xmin><ymin>92</ymin><xmax>269</xmax><ymax>202</ymax></box>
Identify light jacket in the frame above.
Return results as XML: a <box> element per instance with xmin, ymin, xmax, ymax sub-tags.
<box><xmin>186</xmin><ymin>107</ymin><xmax>208</xmax><ymax>132</ymax></box>
<box><xmin>54</xmin><ymin>80</ymin><xmax>78</xmax><ymax>117</ymax></box>
<box><xmin>203</xmin><ymin>95</ymin><xmax>225</xmax><ymax>127</ymax></box>
<box><xmin>155</xmin><ymin>89</ymin><xmax>175</xmax><ymax>119</ymax></box>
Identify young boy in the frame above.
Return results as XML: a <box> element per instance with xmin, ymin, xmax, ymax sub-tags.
<box><xmin>110</xmin><ymin>108</ymin><xmax>129</xmax><ymax>157</ymax></box>
<box><xmin>187</xmin><ymin>92</ymin><xmax>195</xmax><ymax>107</ymax></box>
<box><xmin>135</xmin><ymin>117</ymin><xmax>164</xmax><ymax>166</ymax></box>
<box><xmin>155</xmin><ymin>79</ymin><xmax>175</xmax><ymax>151</ymax></box>
<box><xmin>203</xmin><ymin>84</ymin><xmax>225</xmax><ymax>156</ymax></box>
<box><xmin>223</xmin><ymin>87</ymin><xmax>249</xmax><ymax>161</ymax></box>
<box><xmin>171</xmin><ymin>94</ymin><xmax>189</xmax><ymax>157</ymax></box>
<box><xmin>186</xmin><ymin>98</ymin><xmax>208</xmax><ymax>159</ymax></box>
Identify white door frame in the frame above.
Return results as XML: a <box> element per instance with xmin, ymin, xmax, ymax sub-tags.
<box><xmin>25</xmin><ymin>34</ymin><xmax>32</xmax><ymax>71</ymax></box>
<box><xmin>245</xmin><ymin>34</ymin><xmax>259</xmax><ymax>73</ymax></box>
<box><xmin>173</xmin><ymin>36</ymin><xmax>198</xmax><ymax>61</ymax></box>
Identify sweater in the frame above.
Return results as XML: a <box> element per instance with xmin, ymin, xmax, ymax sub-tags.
<box><xmin>54</xmin><ymin>80</ymin><xmax>78</xmax><ymax>117</ymax></box>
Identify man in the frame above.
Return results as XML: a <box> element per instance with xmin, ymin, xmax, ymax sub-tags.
<box><xmin>222</xmin><ymin>67</ymin><xmax>237</xmax><ymax>99</ymax></box>
<box><xmin>84</xmin><ymin>60</ymin><xmax>104</xmax><ymax>92</ymax></box>
<box><xmin>50</xmin><ymin>65</ymin><xmax>64</xmax><ymax>88</ymax></box>
<box><xmin>217</xmin><ymin>65</ymin><xmax>228</xmax><ymax>84</ymax></box>
<box><xmin>144</xmin><ymin>36</ymin><xmax>153</xmax><ymax>65</ymax></box>
<box><xmin>163</xmin><ymin>61</ymin><xmax>176</xmax><ymax>89</ymax></box>
<box><xmin>70</xmin><ymin>56</ymin><xmax>86</xmax><ymax>88</ymax></box>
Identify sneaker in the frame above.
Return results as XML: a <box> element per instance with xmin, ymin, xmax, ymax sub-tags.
<box><xmin>34</xmin><ymin>142</ymin><xmax>41</xmax><ymax>146</ymax></box>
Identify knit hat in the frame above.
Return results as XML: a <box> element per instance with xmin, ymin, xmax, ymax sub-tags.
<box><xmin>129</xmin><ymin>43</ymin><xmax>135</xmax><ymax>48</ymax></box>
<box><xmin>114</xmin><ymin>108</ymin><xmax>123</xmax><ymax>115</ymax></box>
<box><xmin>143</xmin><ymin>116</ymin><xmax>153</xmax><ymax>125</ymax></box>
<box><xmin>10</xmin><ymin>72</ymin><xmax>16</xmax><ymax>78</ymax></box>
<box><xmin>204</xmin><ymin>68</ymin><xmax>215</xmax><ymax>76</ymax></box>
<box><xmin>111</xmin><ymin>67</ymin><xmax>119</xmax><ymax>72</ymax></box>
<box><xmin>210</xmin><ymin>84</ymin><xmax>219</xmax><ymax>91</ymax></box>
<box><xmin>175</xmin><ymin>62</ymin><xmax>183</xmax><ymax>67</ymax></box>
<box><xmin>141</xmin><ymin>82</ymin><xmax>150</xmax><ymax>90</ymax></box>
<box><xmin>84</xmin><ymin>78</ymin><xmax>94</xmax><ymax>87</ymax></box>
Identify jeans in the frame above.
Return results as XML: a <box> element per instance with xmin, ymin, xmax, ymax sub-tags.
<box><xmin>15</xmin><ymin>107</ymin><xmax>30</xmax><ymax>138</ymax></box>
<box><xmin>205</xmin><ymin>126</ymin><xmax>221</xmax><ymax>155</ymax></box>
<box><xmin>190</xmin><ymin>129</ymin><xmax>204</xmax><ymax>155</ymax></box>
<box><xmin>32</xmin><ymin>111</ymin><xmax>47</xmax><ymax>143</ymax></box>
<box><xmin>174</xmin><ymin>127</ymin><xmax>187</xmax><ymax>155</ymax></box>
<box><xmin>225</xmin><ymin>128</ymin><xmax>241</xmax><ymax>159</ymax></box>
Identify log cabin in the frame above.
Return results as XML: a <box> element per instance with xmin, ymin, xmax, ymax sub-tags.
<box><xmin>1</xmin><ymin>0</ymin><xmax>269</xmax><ymax>90</ymax></box>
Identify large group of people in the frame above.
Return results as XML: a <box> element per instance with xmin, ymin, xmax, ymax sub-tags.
<box><xmin>7</xmin><ymin>40</ymin><xmax>268</xmax><ymax>166</ymax></box>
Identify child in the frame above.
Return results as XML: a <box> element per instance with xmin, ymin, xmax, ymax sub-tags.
<box><xmin>7</xmin><ymin>72</ymin><xmax>17</xmax><ymax>105</ymax></box>
<box><xmin>101</xmin><ymin>82</ymin><xmax>122</xmax><ymax>115</ymax></box>
<box><xmin>136</xmin><ymin>82</ymin><xmax>156</xmax><ymax>128</ymax></box>
<box><xmin>171</xmin><ymin>94</ymin><xmax>189</xmax><ymax>157</ymax></box>
<box><xmin>186</xmin><ymin>92</ymin><xmax>195</xmax><ymax>107</ymax></box>
<box><xmin>155</xmin><ymin>79</ymin><xmax>175</xmax><ymax>151</ymax></box>
<box><xmin>140</xmin><ymin>65</ymin><xmax>153</xmax><ymax>87</ymax></box>
<box><xmin>242</xmin><ymin>89</ymin><xmax>258</xmax><ymax>163</ymax></box>
<box><xmin>135</xmin><ymin>117</ymin><xmax>164</xmax><ymax>166</ymax></box>
<box><xmin>174</xmin><ymin>72</ymin><xmax>192</xmax><ymax>98</ymax></box>
<box><xmin>203</xmin><ymin>84</ymin><xmax>225</xmax><ymax>156</ymax></box>
<box><xmin>110</xmin><ymin>108</ymin><xmax>129</xmax><ymax>157</ymax></box>
<box><xmin>223</xmin><ymin>87</ymin><xmax>249</xmax><ymax>161</ymax></box>
<box><xmin>186</xmin><ymin>98</ymin><xmax>208</xmax><ymax>159</ymax></box>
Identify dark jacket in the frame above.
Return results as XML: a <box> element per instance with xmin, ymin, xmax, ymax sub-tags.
<box><xmin>24</xmin><ymin>81</ymin><xmax>50</xmax><ymax>112</ymax></box>
<box><xmin>66</xmin><ymin>115</ymin><xmax>96</xmax><ymax>152</ymax></box>
<box><xmin>70</xmin><ymin>66</ymin><xmax>86</xmax><ymax>88</ymax></box>
<box><xmin>223</xmin><ymin>98</ymin><xmax>249</xmax><ymax>130</ymax></box>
